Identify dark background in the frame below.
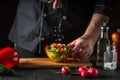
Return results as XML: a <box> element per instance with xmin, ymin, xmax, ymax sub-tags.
<box><xmin>0</xmin><ymin>0</ymin><xmax>119</xmax><ymax>49</ymax></box>
<box><xmin>0</xmin><ymin>1</ymin><xmax>18</xmax><ymax>49</ymax></box>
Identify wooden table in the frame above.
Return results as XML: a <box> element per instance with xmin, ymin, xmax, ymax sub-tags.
<box><xmin>0</xmin><ymin>57</ymin><xmax>120</xmax><ymax>80</ymax></box>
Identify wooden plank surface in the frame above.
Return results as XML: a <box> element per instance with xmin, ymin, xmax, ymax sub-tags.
<box><xmin>17</xmin><ymin>58</ymin><xmax>92</xmax><ymax>68</ymax></box>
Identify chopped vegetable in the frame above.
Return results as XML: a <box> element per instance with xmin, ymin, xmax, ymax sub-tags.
<box><xmin>45</xmin><ymin>43</ymin><xmax>70</xmax><ymax>54</ymax></box>
<box><xmin>45</xmin><ymin>43</ymin><xmax>70</xmax><ymax>62</ymax></box>
<box><xmin>0</xmin><ymin>64</ymin><xmax>15</xmax><ymax>75</ymax></box>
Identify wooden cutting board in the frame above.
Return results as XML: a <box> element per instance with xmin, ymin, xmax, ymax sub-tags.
<box><xmin>17</xmin><ymin>58</ymin><xmax>93</xmax><ymax>68</ymax></box>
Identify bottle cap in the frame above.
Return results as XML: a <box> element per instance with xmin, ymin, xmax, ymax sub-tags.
<box><xmin>106</xmin><ymin>45</ymin><xmax>116</xmax><ymax>51</ymax></box>
<box><xmin>101</xmin><ymin>27</ymin><xmax>109</xmax><ymax>32</ymax></box>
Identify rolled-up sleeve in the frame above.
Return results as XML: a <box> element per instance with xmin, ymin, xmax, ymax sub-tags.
<box><xmin>94</xmin><ymin>0</ymin><xmax>114</xmax><ymax>18</ymax></box>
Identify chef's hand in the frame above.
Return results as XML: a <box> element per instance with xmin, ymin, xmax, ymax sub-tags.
<box><xmin>67</xmin><ymin>35</ymin><xmax>95</xmax><ymax>60</ymax></box>
<box><xmin>41</xmin><ymin>0</ymin><xmax>62</xmax><ymax>9</ymax></box>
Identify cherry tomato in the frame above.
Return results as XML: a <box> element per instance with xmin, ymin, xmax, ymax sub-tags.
<box><xmin>51</xmin><ymin>43</ymin><xmax>57</xmax><ymax>48</ymax></box>
<box><xmin>45</xmin><ymin>45</ymin><xmax>50</xmax><ymax>50</ymax></box>
<box><xmin>59</xmin><ymin>47</ymin><xmax>64</xmax><ymax>52</ymax></box>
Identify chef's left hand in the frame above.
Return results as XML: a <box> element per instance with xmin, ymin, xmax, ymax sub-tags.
<box><xmin>67</xmin><ymin>35</ymin><xmax>95</xmax><ymax>60</ymax></box>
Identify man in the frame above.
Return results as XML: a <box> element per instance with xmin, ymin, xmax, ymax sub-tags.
<box><xmin>8</xmin><ymin>0</ymin><xmax>114</xmax><ymax>59</ymax></box>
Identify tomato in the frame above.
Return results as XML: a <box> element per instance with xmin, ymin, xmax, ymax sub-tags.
<box><xmin>59</xmin><ymin>47</ymin><xmax>64</xmax><ymax>52</ymax></box>
<box><xmin>61</xmin><ymin>66</ymin><xmax>71</xmax><ymax>75</ymax></box>
<box><xmin>88</xmin><ymin>68</ymin><xmax>99</xmax><ymax>77</ymax></box>
<box><xmin>45</xmin><ymin>45</ymin><xmax>50</xmax><ymax>50</ymax></box>
<box><xmin>51</xmin><ymin>43</ymin><xmax>57</xmax><ymax>48</ymax></box>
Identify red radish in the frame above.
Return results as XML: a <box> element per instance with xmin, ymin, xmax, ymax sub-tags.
<box><xmin>81</xmin><ymin>69</ymin><xmax>89</xmax><ymax>78</ymax></box>
<box><xmin>88</xmin><ymin>68</ymin><xmax>99</xmax><ymax>77</ymax></box>
<box><xmin>78</xmin><ymin>66</ymin><xmax>87</xmax><ymax>74</ymax></box>
<box><xmin>78</xmin><ymin>66</ymin><xmax>99</xmax><ymax>78</ymax></box>
<box><xmin>61</xmin><ymin>66</ymin><xmax>71</xmax><ymax>75</ymax></box>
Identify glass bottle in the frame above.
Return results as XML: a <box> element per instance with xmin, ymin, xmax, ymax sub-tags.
<box><xmin>96</xmin><ymin>22</ymin><xmax>110</xmax><ymax>67</ymax></box>
<box><xmin>104</xmin><ymin>45</ymin><xmax>117</xmax><ymax>70</ymax></box>
<box><xmin>112</xmin><ymin>29</ymin><xmax>120</xmax><ymax>67</ymax></box>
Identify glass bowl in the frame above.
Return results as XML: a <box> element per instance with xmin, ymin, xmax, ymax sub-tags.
<box><xmin>45</xmin><ymin>43</ymin><xmax>70</xmax><ymax>63</ymax></box>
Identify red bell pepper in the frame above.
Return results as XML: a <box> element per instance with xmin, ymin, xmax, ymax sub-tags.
<box><xmin>0</xmin><ymin>47</ymin><xmax>19</xmax><ymax>68</ymax></box>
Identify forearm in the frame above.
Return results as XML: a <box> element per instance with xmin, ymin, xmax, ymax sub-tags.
<box><xmin>84</xmin><ymin>13</ymin><xmax>109</xmax><ymax>43</ymax></box>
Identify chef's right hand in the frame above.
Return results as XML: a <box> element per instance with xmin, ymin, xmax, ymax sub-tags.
<box><xmin>67</xmin><ymin>35</ymin><xmax>94</xmax><ymax>60</ymax></box>
<box><xmin>40</xmin><ymin>0</ymin><xmax>62</xmax><ymax>9</ymax></box>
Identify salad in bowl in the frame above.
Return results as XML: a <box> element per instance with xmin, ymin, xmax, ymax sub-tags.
<box><xmin>45</xmin><ymin>43</ymin><xmax>71</xmax><ymax>63</ymax></box>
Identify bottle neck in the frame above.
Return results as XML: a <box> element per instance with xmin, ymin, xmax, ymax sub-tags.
<box><xmin>100</xmin><ymin>27</ymin><xmax>109</xmax><ymax>39</ymax></box>
<box><xmin>106</xmin><ymin>45</ymin><xmax>116</xmax><ymax>52</ymax></box>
